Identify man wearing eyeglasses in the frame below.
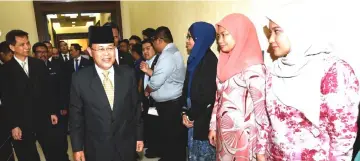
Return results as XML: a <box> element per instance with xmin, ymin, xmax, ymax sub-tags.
<box><xmin>69</xmin><ymin>26</ymin><xmax>144</xmax><ymax>161</ymax></box>
<box><xmin>32</xmin><ymin>42</ymin><xmax>70</xmax><ymax>161</ymax></box>
<box><xmin>140</xmin><ymin>26</ymin><xmax>186</xmax><ymax>161</ymax></box>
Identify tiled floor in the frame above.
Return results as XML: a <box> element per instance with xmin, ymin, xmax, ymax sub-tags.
<box><xmin>14</xmin><ymin>136</ymin><xmax>160</xmax><ymax>161</ymax></box>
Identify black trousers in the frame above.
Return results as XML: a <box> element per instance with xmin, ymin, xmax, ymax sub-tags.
<box><xmin>53</xmin><ymin>114</ymin><xmax>70</xmax><ymax>161</ymax></box>
<box><xmin>156</xmin><ymin>98</ymin><xmax>187</xmax><ymax>161</ymax></box>
<box><xmin>12</xmin><ymin>127</ymin><xmax>63</xmax><ymax>161</ymax></box>
<box><xmin>0</xmin><ymin>107</ymin><xmax>15</xmax><ymax>161</ymax></box>
<box><xmin>144</xmin><ymin>113</ymin><xmax>162</xmax><ymax>154</ymax></box>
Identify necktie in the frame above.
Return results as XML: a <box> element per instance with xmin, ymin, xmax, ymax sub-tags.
<box><xmin>102</xmin><ymin>71</ymin><xmax>114</xmax><ymax>110</ymax></box>
<box><xmin>65</xmin><ymin>54</ymin><xmax>69</xmax><ymax>62</ymax></box>
<box><xmin>75</xmin><ymin>59</ymin><xmax>79</xmax><ymax>71</ymax></box>
<box><xmin>21</xmin><ymin>61</ymin><xmax>28</xmax><ymax>76</ymax></box>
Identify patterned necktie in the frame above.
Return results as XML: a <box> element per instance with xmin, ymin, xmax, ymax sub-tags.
<box><xmin>65</xmin><ymin>54</ymin><xmax>69</xmax><ymax>62</ymax></box>
<box><xmin>21</xmin><ymin>61</ymin><xmax>28</xmax><ymax>77</ymax></box>
<box><xmin>102</xmin><ymin>70</ymin><xmax>114</xmax><ymax>110</ymax></box>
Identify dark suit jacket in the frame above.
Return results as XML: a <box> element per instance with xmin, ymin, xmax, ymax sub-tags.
<box><xmin>118</xmin><ymin>49</ymin><xmax>134</xmax><ymax>68</ymax></box>
<box><xmin>181</xmin><ymin>49</ymin><xmax>217</xmax><ymax>140</ymax></box>
<box><xmin>46</xmin><ymin>60</ymin><xmax>65</xmax><ymax>113</ymax></box>
<box><xmin>63</xmin><ymin>57</ymin><xmax>93</xmax><ymax>109</ymax></box>
<box><xmin>69</xmin><ymin>65</ymin><xmax>143</xmax><ymax>161</ymax></box>
<box><xmin>1</xmin><ymin>57</ymin><xmax>55</xmax><ymax>131</ymax></box>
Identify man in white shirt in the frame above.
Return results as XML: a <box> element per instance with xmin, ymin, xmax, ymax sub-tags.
<box><xmin>70</xmin><ymin>26</ymin><xmax>143</xmax><ymax>161</ymax></box>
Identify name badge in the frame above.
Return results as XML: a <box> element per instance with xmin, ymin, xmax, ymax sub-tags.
<box><xmin>148</xmin><ymin>107</ymin><xmax>158</xmax><ymax>116</ymax></box>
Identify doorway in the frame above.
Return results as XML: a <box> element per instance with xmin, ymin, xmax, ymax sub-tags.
<box><xmin>33</xmin><ymin>1</ymin><xmax>122</xmax><ymax>46</ymax></box>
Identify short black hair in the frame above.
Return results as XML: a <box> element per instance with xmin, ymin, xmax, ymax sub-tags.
<box><xmin>129</xmin><ymin>35</ymin><xmax>141</xmax><ymax>43</ymax></box>
<box><xmin>71</xmin><ymin>43</ymin><xmax>82</xmax><ymax>51</ymax></box>
<box><xmin>43</xmin><ymin>41</ymin><xmax>52</xmax><ymax>46</ymax></box>
<box><xmin>103</xmin><ymin>22</ymin><xmax>120</xmax><ymax>32</ymax></box>
<box><xmin>141</xmin><ymin>39</ymin><xmax>153</xmax><ymax>46</ymax></box>
<box><xmin>32</xmin><ymin>42</ymin><xmax>48</xmax><ymax>54</ymax></box>
<box><xmin>119</xmin><ymin>39</ymin><xmax>129</xmax><ymax>45</ymax></box>
<box><xmin>131</xmin><ymin>43</ymin><xmax>143</xmax><ymax>57</ymax></box>
<box><xmin>154</xmin><ymin>26</ymin><xmax>173</xmax><ymax>43</ymax></box>
<box><xmin>58</xmin><ymin>41</ymin><xmax>67</xmax><ymax>47</ymax></box>
<box><xmin>6</xmin><ymin>30</ymin><xmax>29</xmax><ymax>46</ymax></box>
<box><xmin>142</xmin><ymin>28</ymin><xmax>156</xmax><ymax>38</ymax></box>
<box><xmin>0</xmin><ymin>41</ymin><xmax>13</xmax><ymax>55</ymax></box>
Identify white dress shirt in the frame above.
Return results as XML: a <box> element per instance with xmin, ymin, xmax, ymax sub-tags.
<box><xmin>143</xmin><ymin>55</ymin><xmax>156</xmax><ymax>90</ymax></box>
<box><xmin>48</xmin><ymin>57</ymin><xmax>52</xmax><ymax>62</ymax></box>
<box><xmin>62</xmin><ymin>53</ymin><xmax>70</xmax><ymax>61</ymax></box>
<box><xmin>14</xmin><ymin>55</ymin><xmax>29</xmax><ymax>75</ymax></box>
<box><xmin>95</xmin><ymin>64</ymin><xmax>115</xmax><ymax>88</ymax></box>
<box><xmin>115</xmin><ymin>48</ymin><xmax>119</xmax><ymax>64</ymax></box>
<box><xmin>73</xmin><ymin>56</ymin><xmax>82</xmax><ymax>71</ymax></box>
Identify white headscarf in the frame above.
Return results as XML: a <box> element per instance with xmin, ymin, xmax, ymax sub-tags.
<box><xmin>267</xmin><ymin>1</ymin><xmax>332</xmax><ymax>127</ymax></box>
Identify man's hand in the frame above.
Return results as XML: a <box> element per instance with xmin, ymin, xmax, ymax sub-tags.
<box><xmin>60</xmin><ymin>109</ymin><xmax>68</xmax><ymax>116</ymax></box>
<box><xmin>12</xmin><ymin>127</ymin><xmax>22</xmax><ymax>140</ymax></box>
<box><xmin>51</xmin><ymin>115</ymin><xmax>58</xmax><ymax>125</ymax></box>
<box><xmin>73</xmin><ymin>151</ymin><xmax>86</xmax><ymax>161</ymax></box>
<box><xmin>136</xmin><ymin>141</ymin><xmax>144</xmax><ymax>152</ymax></box>
<box><xmin>182</xmin><ymin>114</ymin><xmax>194</xmax><ymax>128</ymax></box>
<box><xmin>144</xmin><ymin>91</ymin><xmax>150</xmax><ymax>97</ymax></box>
<box><xmin>140</xmin><ymin>61</ymin><xmax>149</xmax><ymax>73</ymax></box>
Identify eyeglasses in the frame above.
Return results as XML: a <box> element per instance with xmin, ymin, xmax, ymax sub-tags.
<box><xmin>150</xmin><ymin>36</ymin><xmax>163</xmax><ymax>42</ymax></box>
<box><xmin>91</xmin><ymin>47</ymin><xmax>115</xmax><ymax>53</ymax></box>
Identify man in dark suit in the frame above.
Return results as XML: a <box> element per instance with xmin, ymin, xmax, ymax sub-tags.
<box><xmin>69</xmin><ymin>26</ymin><xmax>144</xmax><ymax>161</ymax></box>
<box><xmin>103</xmin><ymin>22</ymin><xmax>134</xmax><ymax>67</ymax></box>
<box><xmin>0</xmin><ymin>41</ymin><xmax>14</xmax><ymax>161</ymax></box>
<box><xmin>33</xmin><ymin>42</ymin><xmax>70</xmax><ymax>161</ymax></box>
<box><xmin>1</xmin><ymin>30</ymin><xmax>59</xmax><ymax>161</ymax></box>
<box><xmin>58</xmin><ymin>41</ymin><xmax>70</xmax><ymax>64</ymax></box>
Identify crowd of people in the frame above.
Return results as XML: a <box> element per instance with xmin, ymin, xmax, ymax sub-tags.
<box><xmin>0</xmin><ymin>2</ymin><xmax>359</xmax><ymax>161</ymax></box>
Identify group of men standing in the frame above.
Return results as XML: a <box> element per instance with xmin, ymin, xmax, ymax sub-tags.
<box><xmin>0</xmin><ymin>22</ymin><xmax>188</xmax><ymax>161</ymax></box>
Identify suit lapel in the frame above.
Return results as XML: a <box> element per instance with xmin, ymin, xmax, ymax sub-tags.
<box><xmin>89</xmin><ymin>66</ymin><xmax>112</xmax><ymax>114</ymax></box>
<box><xmin>112</xmin><ymin>66</ymin><xmax>127</xmax><ymax>118</ymax></box>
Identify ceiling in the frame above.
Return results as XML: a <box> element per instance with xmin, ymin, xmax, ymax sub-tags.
<box><xmin>47</xmin><ymin>13</ymin><xmax>99</xmax><ymax>28</ymax></box>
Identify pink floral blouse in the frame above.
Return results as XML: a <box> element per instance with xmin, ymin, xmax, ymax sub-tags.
<box><xmin>209</xmin><ymin>64</ymin><xmax>267</xmax><ymax>161</ymax></box>
<box><xmin>264</xmin><ymin>56</ymin><xmax>359</xmax><ymax>161</ymax></box>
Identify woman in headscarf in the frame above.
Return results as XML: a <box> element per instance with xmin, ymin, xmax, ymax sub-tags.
<box><xmin>208</xmin><ymin>13</ymin><xmax>267</xmax><ymax>161</ymax></box>
<box><xmin>264</xmin><ymin>2</ymin><xmax>359</xmax><ymax>160</ymax></box>
<box><xmin>181</xmin><ymin>21</ymin><xmax>218</xmax><ymax>161</ymax></box>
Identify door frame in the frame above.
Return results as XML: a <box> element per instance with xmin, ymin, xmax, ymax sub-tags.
<box><xmin>33</xmin><ymin>1</ymin><xmax>122</xmax><ymax>44</ymax></box>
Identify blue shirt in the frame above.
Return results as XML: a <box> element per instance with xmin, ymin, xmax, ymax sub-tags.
<box><xmin>148</xmin><ymin>43</ymin><xmax>185</xmax><ymax>102</ymax></box>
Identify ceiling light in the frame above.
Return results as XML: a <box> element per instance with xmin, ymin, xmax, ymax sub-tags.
<box><xmin>81</xmin><ymin>13</ymin><xmax>98</xmax><ymax>17</ymax></box>
<box><xmin>53</xmin><ymin>22</ymin><xmax>61</xmax><ymax>28</ymax></box>
<box><xmin>63</xmin><ymin>14</ymin><xmax>78</xmax><ymax>18</ymax></box>
<box><xmin>72</xmin><ymin>22</ymin><xmax>75</xmax><ymax>24</ymax></box>
<box><xmin>86</xmin><ymin>21</ymin><xmax>94</xmax><ymax>27</ymax></box>
<box><xmin>47</xmin><ymin>14</ymin><xmax>57</xmax><ymax>19</ymax></box>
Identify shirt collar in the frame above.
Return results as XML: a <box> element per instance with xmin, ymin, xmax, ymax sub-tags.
<box><xmin>74</xmin><ymin>56</ymin><xmax>82</xmax><ymax>61</ymax></box>
<box><xmin>13</xmin><ymin>55</ymin><xmax>28</xmax><ymax>64</ymax></box>
<box><xmin>95</xmin><ymin>64</ymin><xmax>114</xmax><ymax>77</ymax></box>
<box><xmin>146</xmin><ymin>55</ymin><xmax>156</xmax><ymax>64</ymax></box>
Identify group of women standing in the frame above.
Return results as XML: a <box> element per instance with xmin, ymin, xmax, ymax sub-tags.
<box><xmin>181</xmin><ymin>2</ymin><xmax>360</xmax><ymax>161</ymax></box>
